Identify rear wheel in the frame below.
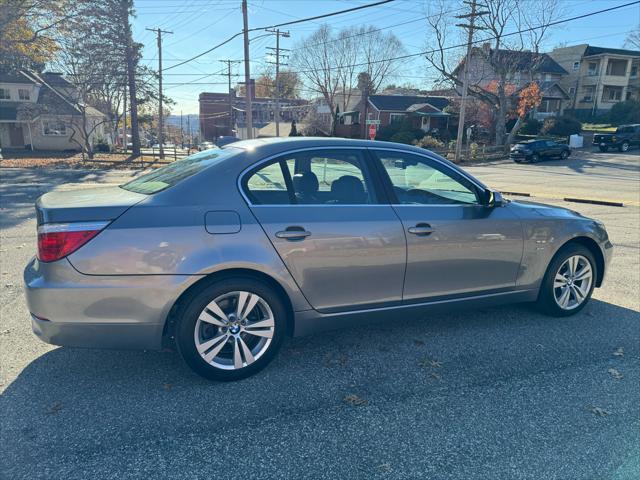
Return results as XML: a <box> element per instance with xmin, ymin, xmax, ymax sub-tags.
<box><xmin>537</xmin><ymin>244</ymin><xmax>596</xmax><ymax>317</ymax></box>
<box><xmin>176</xmin><ymin>277</ymin><xmax>286</xmax><ymax>381</ymax></box>
<box><xmin>619</xmin><ymin>141</ymin><xmax>630</xmax><ymax>152</ymax></box>
<box><xmin>560</xmin><ymin>149</ymin><xmax>569</xmax><ymax>159</ymax></box>
<box><xmin>529</xmin><ymin>153</ymin><xmax>540</xmax><ymax>163</ymax></box>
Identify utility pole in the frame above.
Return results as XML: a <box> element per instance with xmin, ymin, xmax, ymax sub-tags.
<box><xmin>454</xmin><ymin>0</ymin><xmax>488</xmax><ymax>163</ymax></box>
<box><xmin>241</xmin><ymin>0</ymin><xmax>253</xmax><ymax>139</ymax></box>
<box><xmin>146</xmin><ymin>27</ymin><xmax>173</xmax><ymax>159</ymax></box>
<box><xmin>220</xmin><ymin>59</ymin><xmax>242</xmax><ymax>135</ymax></box>
<box><xmin>266</xmin><ymin>29</ymin><xmax>290</xmax><ymax>137</ymax></box>
<box><xmin>187</xmin><ymin>115</ymin><xmax>191</xmax><ymax>148</ymax></box>
<box><xmin>123</xmin><ymin>84</ymin><xmax>127</xmax><ymax>152</ymax></box>
<box><xmin>180</xmin><ymin>110</ymin><xmax>184</xmax><ymax>148</ymax></box>
<box><xmin>122</xmin><ymin>0</ymin><xmax>140</xmax><ymax>157</ymax></box>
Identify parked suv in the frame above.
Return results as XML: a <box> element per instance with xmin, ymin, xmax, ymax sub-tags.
<box><xmin>510</xmin><ymin>139</ymin><xmax>571</xmax><ymax>163</ymax></box>
<box><xmin>593</xmin><ymin>124</ymin><xmax>640</xmax><ymax>152</ymax></box>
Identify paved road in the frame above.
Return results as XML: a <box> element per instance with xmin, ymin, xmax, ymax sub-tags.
<box><xmin>466</xmin><ymin>149</ymin><xmax>640</xmax><ymax>206</ymax></box>
<box><xmin>1</xmin><ymin>165</ymin><xmax>639</xmax><ymax>479</ymax></box>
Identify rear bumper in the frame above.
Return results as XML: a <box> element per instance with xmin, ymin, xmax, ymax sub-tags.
<box><xmin>24</xmin><ymin>257</ymin><xmax>199</xmax><ymax>350</ymax></box>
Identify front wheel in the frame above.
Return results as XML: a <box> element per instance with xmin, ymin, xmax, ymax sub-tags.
<box><xmin>560</xmin><ymin>149</ymin><xmax>569</xmax><ymax>159</ymax></box>
<box><xmin>176</xmin><ymin>277</ymin><xmax>286</xmax><ymax>381</ymax></box>
<box><xmin>529</xmin><ymin>153</ymin><xmax>540</xmax><ymax>163</ymax></box>
<box><xmin>537</xmin><ymin>244</ymin><xmax>597</xmax><ymax>317</ymax></box>
<box><xmin>619</xmin><ymin>141</ymin><xmax>630</xmax><ymax>152</ymax></box>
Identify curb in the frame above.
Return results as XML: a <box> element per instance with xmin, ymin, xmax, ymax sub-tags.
<box><xmin>563</xmin><ymin>197</ymin><xmax>624</xmax><ymax>207</ymax></box>
<box><xmin>502</xmin><ymin>191</ymin><xmax>531</xmax><ymax>197</ymax></box>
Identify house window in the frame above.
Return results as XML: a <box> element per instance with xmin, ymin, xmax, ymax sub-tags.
<box><xmin>602</xmin><ymin>86</ymin><xmax>623</xmax><ymax>102</ymax></box>
<box><xmin>606</xmin><ymin>59</ymin><xmax>627</xmax><ymax>76</ymax></box>
<box><xmin>631</xmin><ymin>65</ymin><xmax>638</xmax><ymax>78</ymax></box>
<box><xmin>582</xmin><ymin>85</ymin><xmax>595</xmax><ymax>102</ymax></box>
<box><xmin>587</xmin><ymin>62</ymin><xmax>598</xmax><ymax>76</ymax></box>
<box><xmin>389</xmin><ymin>113</ymin><xmax>406</xmax><ymax>123</ymax></box>
<box><xmin>573</xmin><ymin>61</ymin><xmax>580</xmax><ymax>71</ymax></box>
<box><xmin>0</xmin><ymin>88</ymin><xmax>10</xmax><ymax>100</ymax></box>
<box><xmin>569</xmin><ymin>87</ymin><xmax>575</xmax><ymax>95</ymax></box>
<box><xmin>18</xmin><ymin>89</ymin><xmax>30</xmax><ymax>101</ymax></box>
<box><xmin>42</xmin><ymin>120</ymin><xmax>67</xmax><ymax>136</ymax></box>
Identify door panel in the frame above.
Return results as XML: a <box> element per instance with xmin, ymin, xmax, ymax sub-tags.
<box><xmin>250</xmin><ymin>206</ymin><xmax>406</xmax><ymax>311</ymax></box>
<box><xmin>370</xmin><ymin>149</ymin><xmax>524</xmax><ymax>301</ymax></box>
<box><xmin>243</xmin><ymin>148</ymin><xmax>406</xmax><ymax>312</ymax></box>
<box><xmin>393</xmin><ymin>205</ymin><xmax>523</xmax><ymax>300</ymax></box>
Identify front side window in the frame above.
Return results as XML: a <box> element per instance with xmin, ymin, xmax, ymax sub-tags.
<box><xmin>42</xmin><ymin>120</ymin><xmax>67</xmax><ymax>136</ymax></box>
<box><xmin>372</xmin><ymin>151</ymin><xmax>479</xmax><ymax>205</ymax></box>
<box><xmin>244</xmin><ymin>149</ymin><xmax>376</xmax><ymax>205</ymax></box>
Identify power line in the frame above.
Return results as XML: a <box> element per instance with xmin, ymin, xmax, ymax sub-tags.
<box><xmin>163</xmin><ymin>0</ymin><xmax>396</xmax><ymax>71</ymax></box>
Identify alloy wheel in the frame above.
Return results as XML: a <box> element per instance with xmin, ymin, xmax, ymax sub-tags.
<box><xmin>553</xmin><ymin>255</ymin><xmax>593</xmax><ymax>310</ymax></box>
<box><xmin>621</xmin><ymin>142</ymin><xmax>629</xmax><ymax>152</ymax></box>
<box><xmin>193</xmin><ymin>291</ymin><xmax>275</xmax><ymax>370</ymax></box>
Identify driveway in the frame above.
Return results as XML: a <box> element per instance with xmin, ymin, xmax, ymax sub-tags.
<box><xmin>1</xmin><ymin>166</ymin><xmax>639</xmax><ymax>479</ymax></box>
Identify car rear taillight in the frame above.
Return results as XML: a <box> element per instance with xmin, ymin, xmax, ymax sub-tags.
<box><xmin>37</xmin><ymin>221</ymin><xmax>109</xmax><ymax>263</ymax></box>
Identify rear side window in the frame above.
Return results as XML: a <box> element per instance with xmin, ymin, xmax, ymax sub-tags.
<box><xmin>121</xmin><ymin>148</ymin><xmax>240</xmax><ymax>194</ymax></box>
<box><xmin>243</xmin><ymin>149</ymin><xmax>377</xmax><ymax>205</ymax></box>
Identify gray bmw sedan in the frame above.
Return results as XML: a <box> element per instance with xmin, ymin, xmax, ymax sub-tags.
<box><xmin>24</xmin><ymin>138</ymin><xmax>613</xmax><ymax>380</ymax></box>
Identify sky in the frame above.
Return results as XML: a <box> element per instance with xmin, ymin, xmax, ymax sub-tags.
<box><xmin>131</xmin><ymin>0</ymin><xmax>640</xmax><ymax>114</ymax></box>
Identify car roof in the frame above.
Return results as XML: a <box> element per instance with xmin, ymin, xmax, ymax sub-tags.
<box><xmin>223</xmin><ymin>136</ymin><xmax>437</xmax><ymax>157</ymax></box>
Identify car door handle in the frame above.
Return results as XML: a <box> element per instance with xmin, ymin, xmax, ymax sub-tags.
<box><xmin>275</xmin><ymin>227</ymin><xmax>311</xmax><ymax>240</ymax></box>
<box><xmin>408</xmin><ymin>223</ymin><xmax>434</xmax><ymax>236</ymax></box>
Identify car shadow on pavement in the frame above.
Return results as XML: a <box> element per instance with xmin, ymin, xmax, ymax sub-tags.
<box><xmin>2</xmin><ymin>299</ymin><xmax>639</xmax><ymax>478</ymax></box>
<box><xmin>522</xmin><ymin>151</ymin><xmax>640</xmax><ymax>176</ymax></box>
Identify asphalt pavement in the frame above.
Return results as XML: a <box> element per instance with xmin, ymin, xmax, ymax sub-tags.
<box><xmin>1</xmin><ymin>153</ymin><xmax>639</xmax><ymax>479</ymax></box>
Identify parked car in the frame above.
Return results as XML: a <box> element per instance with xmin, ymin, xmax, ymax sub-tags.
<box><xmin>24</xmin><ymin>138</ymin><xmax>612</xmax><ymax>381</ymax></box>
<box><xmin>593</xmin><ymin>124</ymin><xmax>640</xmax><ymax>152</ymax></box>
<box><xmin>510</xmin><ymin>139</ymin><xmax>571</xmax><ymax>163</ymax></box>
<box><xmin>198</xmin><ymin>141</ymin><xmax>217</xmax><ymax>151</ymax></box>
<box><xmin>151</xmin><ymin>143</ymin><xmax>175</xmax><ymax>149</ymax></box>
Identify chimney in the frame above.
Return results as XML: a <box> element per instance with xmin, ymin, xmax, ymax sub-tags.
<box><xmin>482</xmin><ymin>43</ymin><xmax>491</xmax><ymax>55</ymax></box>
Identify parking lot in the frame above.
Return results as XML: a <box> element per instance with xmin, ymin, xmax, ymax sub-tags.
<box><xmin>1</xmin><ymin>150</ymin><xmax>639</xmax><ymax>479</ymax></box>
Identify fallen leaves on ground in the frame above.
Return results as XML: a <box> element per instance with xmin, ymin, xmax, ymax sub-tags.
<box><xmin>323</xmin><ymin>353</ymin><xmax>348</xmax><ymax>367</ymax></box>
<box><xmin>163</xmin><ymin>383</ymin><xmax>173</xmax><ymax>390</ymax></box>
<box><xmin>418</xmin><ymin>357</ymin><xmax>441</xmax><ymax>369</ymax></box>
<box><xmin>587</xmin><ymin>405</ymin><xmax>610</xmax><ymax>417</ymax></box>
<box><xmin>46</xmin><ymin>402</ymin><xmax>63</xmax><ymax>415</ymax></box>
<box><xmin>343</xmin><ymin>394</ymin><xmax>368</xmax><ymax>407</ymax></box>
<box><xmin>608</xmin><ymin>368</ymin><xmax>623</xmax><ymax>380</ymax></box>
<box><xmin>377</xmin><ymin>463</ymin><xmax>392</xmax><ymax>473</ymax></box>
<box><xmin>413</xmin><ymin>339</ymin><xmax>425</xmax><ymax>346</ymax></box>
<box><xmin>613</xmin><ymin>347</ymin><xmax>624</xmax><ymax>357</ymax></box>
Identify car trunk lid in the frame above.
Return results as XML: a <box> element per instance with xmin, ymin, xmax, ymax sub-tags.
<box><xmin>36</xmin><ymin>186</ymin><xmax>147</xmax><ymax>225</ymax></box>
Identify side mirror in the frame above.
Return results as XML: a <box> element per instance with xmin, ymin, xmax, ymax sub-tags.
<box><xmin>394</xmin><ymin>159</ymin><xmax>407</xmax><ymax>170</ymax></box>
<box><xmin>485</xmin><ymin>189</ymin><xmax>505</xmax><ymax>207</ymax></box>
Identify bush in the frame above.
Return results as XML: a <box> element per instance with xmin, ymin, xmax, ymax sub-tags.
<box><xmin>520</xmin><ymin>118</ymin><xmax>541</xmax><ymax>135</ymax></box>
<box><xmin>390</xmin><ymin>131</ymin><xmax>416</xmax><ymax>144</ymax></box>
<box><xmin>541</xmin><ymin>115</ymin><xmax>582</xmax><ymax>136</ymax></box>
<box><xmin>606</xmin><ymin>100</ymin><xmax>640</xmax><ymax>125</ymax></box>
<box><xmin>413</xmin><ymin>135</ymin><xmax>444</xmax><ymax>149</ymax></box>
<box><xmin>376</xmin><ymin>118</ymin><xmax>425</xmax><ymax>143</ymax></box>
<box><xmin>93</xmin><ymin>136</ymin><xmax>110</xmax><ymax>152</ymax></box>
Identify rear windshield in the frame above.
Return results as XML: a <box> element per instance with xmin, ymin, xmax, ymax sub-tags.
<box><xmin>120</xmin><ymin>147</ymin><xmax>240</xmax><ymax>194</ymax></box>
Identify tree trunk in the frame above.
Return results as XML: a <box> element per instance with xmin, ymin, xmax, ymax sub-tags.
<box><xmin>122</xmin><ymin>0</ymin><xmax>140</xmax><ymax>157</ymax></box>
<box><xmin>495</xmin><ymin>85</ymin><xmax>508</xmax><ymax>146</ymax></box>
<box><xmin>505</xmin><ymin>116</ymin><xmax>523</xmax><ymax>149</ymax></box>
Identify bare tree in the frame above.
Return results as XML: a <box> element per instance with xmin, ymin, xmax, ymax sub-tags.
<box><xmin>291</xmin><ymin>24</ymin><xmax>404</xmax><ymax>134</ymax></box>
<box><xmin>424</xmin><ymin>0</ymin><xmax>562</xmax><ymax>146</ymax></box>
<box><xmin>625</xmin><ymin>28</ymin><xmax>640</xmax><ymax>50</ymax></box>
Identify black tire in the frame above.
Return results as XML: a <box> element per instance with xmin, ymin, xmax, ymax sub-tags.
<box><xmin>560</xmin><ymin>149</ymin><xmax>569</xmax><ymax>159</ymax></box>
<box><xmin>176</xmin><ymin>276</ymin><xmax>287</xmax><ymax>381</ymax></box>
<box><xmin>529</xmin><ymin>153</ymin><xmax>540</xmax><ymax>163</ymax></box>
<box><xmin>513</xmin><ymin>158</ymin><xmax>523</xmax><ymax>163</ymax></box>
<box><xmin>598</xmin><ymin>146</ymin><xmax>608</xmax><ymax>153</ymax></box>
<box><xmin>536</xmin><ymin>243</ymin><xmax>597</xmax><ymax>317</ymax></box>
<box><xmin>619</xmin><ymin>141</ymin><xmax>630</xmax><ymax>153</ymax></box>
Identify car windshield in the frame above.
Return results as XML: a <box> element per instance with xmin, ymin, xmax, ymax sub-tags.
<box><xmin>120</xmin><ymin>147</ymin><xmax>240</xmax><ymax>194</ymax></box>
